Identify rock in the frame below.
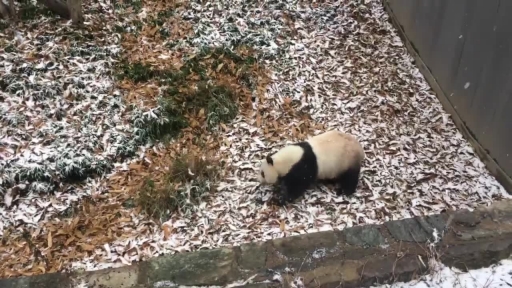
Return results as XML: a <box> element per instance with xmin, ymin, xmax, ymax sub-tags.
<box><xmin>344</xmin><ymin>225</ymin><xmax>387</xmax><ymax>248</ymax></box>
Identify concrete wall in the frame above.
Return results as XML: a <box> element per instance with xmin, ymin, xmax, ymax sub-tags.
<box><xmin>386</xmin><ymin>0</ymin><xmax>512</xmax><ymax>192</ymax></box>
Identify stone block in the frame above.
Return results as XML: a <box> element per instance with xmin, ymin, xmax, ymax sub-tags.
<box><xmin>238</xmin><ymin>284</ymin><xmax>276</xmax><ymax>288</ymax></box>
<box><xmin>238</xmin><ymin>242</ymin><xmax>268</xmax><ymax>271</ymax></box>
<box><xmin>385</xmin><ymin>215</ymin><xmax>446</xmax><ymax>243</ymax></box>
<box><xmin>440</xmin><ymin>235</ymin><xmax>512</xmax><ymax>271</ymax></box>
<box><xmin>141</xmin><ymin>247</ymin><xmax>239</xmax><ymax>286</ymax></box>
<box><xmin>0</xmin><ymin>273</ymin><xmax>72</xmax><ymax>288</ymax></box>
<box><xmin>385</xmin><ymin>218</ymin><xmax>431</xmax><ymax>242</ymax></box>
<box><xmin>81</xmin><ymin>265</ymin><xmax>139</xmax><ymax>288</ymax></box>
<box><xmin>452</xmin><ymin>210</ymin><xmax>481</xmax><ymax>228</ymax></box>
<box><xmin>360</xmin><ymin>254</ymin><xmax>427</xmax><ymax>285</ymax></box>
<box><xmin>293</xmin><ymin>261</ymin><xmax>363</xmax><ymax>287</ymax></box>
<box><xmin>425</xmin><ymin>213</ymin><xmax>448</xmax><ymax>233</ymax></box>
<box><xmin>271</xmin><ymin>231</ymin><xmax>337</xmax><ymax>260</ymax></box>
<box><xmin>343</xmin><ymin>225</ymin><xmax>387</xmax><ymax>248</ymax></box>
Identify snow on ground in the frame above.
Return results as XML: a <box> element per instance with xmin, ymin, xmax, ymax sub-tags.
<box><xmin>0</xmin><ymin>0</ymin><xmax>510</xmax><ymax>276</ymax></box>
<box><xmin>71</xmin><ymin>0</ymin><xmax>509</xmax><ymax>270</ymax></box>
<box><xmin>372</xmin><ymin>258</ymin><xmax>512</xmax><ymax>288</ymax></box>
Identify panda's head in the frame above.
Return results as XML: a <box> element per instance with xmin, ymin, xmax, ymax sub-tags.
<box><xmin>257</xmin><ymin>154</ymin><xmax>279</xmax><ymax>184</ymax></box>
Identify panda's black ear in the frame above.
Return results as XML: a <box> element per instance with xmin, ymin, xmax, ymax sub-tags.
<box><xmin>266</xmin><ymin>155</ymin><xmax>274</xmax><ymax>165</ymax></box>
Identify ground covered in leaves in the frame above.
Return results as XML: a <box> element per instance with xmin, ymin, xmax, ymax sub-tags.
<box><xmin>0</xmin><ymin>0</ymin><xmax>509</xmax><ymax>278</ymax></box>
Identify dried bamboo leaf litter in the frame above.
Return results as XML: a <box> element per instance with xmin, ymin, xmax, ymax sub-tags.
<box><xmin>0</xmin><ymin>0</ymin><xmax>509</xmax><ymax>276</ymax></box>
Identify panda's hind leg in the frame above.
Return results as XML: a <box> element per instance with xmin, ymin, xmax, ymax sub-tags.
<box><xmin>336</xmin><ymin>164</ymin><xmax>361</xmax><ymax>196</ymax></box>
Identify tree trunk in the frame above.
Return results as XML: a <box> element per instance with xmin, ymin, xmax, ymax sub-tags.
<box><xmin>0</xmin><ymin>2</ymin><xmax>10</xmax><ymax>20</ymax></box>
<box><xmin>0</xmin><ymin>0</ymin><xmax>16</xmax><ymax>22</ymax></box>
<box><xmin>8</xmin><ymin>0</ymin><xmax>17</xmax><ymax>21</ymax></box>
<box><xmin>36</xmin><ymin>0</ymin><xmax>70</xmax><ymax>19</ymax></box>
<box><xmin>8</xmin><ymin>0</ymin><xmax>15</xmax><ymax>20</ymax></box>
<box><xmin>67</xmin><ymin>0</ymin><xmax>83</xmax><ymax>25</ymax></box>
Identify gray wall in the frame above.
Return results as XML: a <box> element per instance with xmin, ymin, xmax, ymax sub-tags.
<box><xmin>386</xmin><ymin>0</ymin><xmax>512</xmax><ymax>191</ymax></box>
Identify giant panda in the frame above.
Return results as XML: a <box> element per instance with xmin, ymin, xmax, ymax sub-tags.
<box><xmin>257</xmin><ymin>130</ymin><xmax>365</xmax><ymax>205</ymax></box>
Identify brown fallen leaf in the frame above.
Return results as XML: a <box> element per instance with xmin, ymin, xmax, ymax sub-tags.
<box><xmin>47</xmin><ymin>231</ymin><xmax>52</xmax><ymax>248</ymax></box>
<box><xmin>129</xmin><ymin>162</ymin><xmax>142</xmax><ymax>170</ymax></box>
<box><xmin>79</xmin><ymin>244</ymin><xmax>96</xmax><ymax>251</ymax></box>
<box><xmin>162</xmin><ymin>223</ymin><xmax>172</xmax><ymax>241</ymax></box>
<box><xmin>216</xmin><ymin>63</ymin><xmax>224</xmax><ymax>72</ymax></box>
<box><xmin>35</xmin><ymin>265</ymin><xmax>46</xmax><ymax>274</ymax></box>
<box><xmin>65</xmin><ymin>236</ymin><xmax>76</xmax><ymax>246</ymax></box>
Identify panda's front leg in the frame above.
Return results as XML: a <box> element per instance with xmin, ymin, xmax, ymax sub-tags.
<box><xmin>269</xmin><ymin>180</ymin><xmax>290</xmax><ymax>206</ymax></box>
<box><xmin>276</xmin><ymin>179</ymin><xmax>304</xmax><ymax>206</ymax></box>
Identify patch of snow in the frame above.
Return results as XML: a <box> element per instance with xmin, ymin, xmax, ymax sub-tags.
<box><xmin>311</xmin><ymin>248</ymin><xmax>327</xmax><ymax>259</ymax></box>
<box><xmin>372</xmin><ymin>258</ymin><xmax>512</xmax><ymax>288</ymax></box>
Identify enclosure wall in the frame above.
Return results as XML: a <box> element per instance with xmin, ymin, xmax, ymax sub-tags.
<box><xmin>385</xmin><ymin>0</ymin><xmax>512</xmax><ymax>192</ymax></box>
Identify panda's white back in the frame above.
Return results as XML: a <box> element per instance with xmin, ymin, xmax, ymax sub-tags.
<box><xmin>307</xmin><ymin>130</ymin><xmax>364</xmax><ymax>180</ymax></box>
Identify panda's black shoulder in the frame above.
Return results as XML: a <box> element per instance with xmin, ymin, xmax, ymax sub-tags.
<box><xmin>292</xmin><ymin>141</ymin><xmax>316</xmax><ymax>162</ymax></box>
<box><xmin>281</xmin><ymin>141</ymin><xmax>318</xmax><ymax>186</ymax></box>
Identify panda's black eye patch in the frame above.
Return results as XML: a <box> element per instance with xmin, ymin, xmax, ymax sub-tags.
<box><xmin>266</xmin><ymin>155</ymin><xmax>273</xmax><ymax>165</ymax></box>
<box><xmin>261</xmin><ymin>171</ymin><xmax>265</xmax><ymax>178</ymax></box>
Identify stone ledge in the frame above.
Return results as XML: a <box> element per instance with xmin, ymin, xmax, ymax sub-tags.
<box><xmin>1</xmin><ymin>199</ymin><xmax>512</xmax><ymax>288</ymax></box>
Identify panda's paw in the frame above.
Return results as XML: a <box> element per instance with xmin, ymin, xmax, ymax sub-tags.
<box><xmin>266</xmin><ymin>193</ymin><xmax>288</xmax><ymax>207</ymax></box>
<box><xmin>268</xmin><ymin>194</ymin><xmax>286</xmax><ymax>207</ymax></box>
<box><xmin>276</xmin><ymin>197</ymin><xmax>288</xmax><ymax>207</ymax></box>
